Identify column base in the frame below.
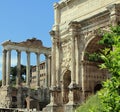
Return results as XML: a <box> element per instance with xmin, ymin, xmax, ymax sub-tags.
<box><xmin>65</xmin><ymin>103</ymin><xmax>77</xmax><ymax>112</ymax></box>
<box><xmin>43</xmin><ymin>104</ymin><xmax>64</xmax><ymax>112</ymax></box>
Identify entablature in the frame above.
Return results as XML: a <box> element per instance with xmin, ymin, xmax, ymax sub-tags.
<box><xmin>2</xmin><ymin>38</ymin><xmax>51</xmax><ymax>55</ymax></box>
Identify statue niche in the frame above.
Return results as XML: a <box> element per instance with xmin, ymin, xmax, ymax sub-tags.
<box><xmin>63</xmin><ymin>70</ymin><xmax>71</xmax><ymax>104</ymax></box>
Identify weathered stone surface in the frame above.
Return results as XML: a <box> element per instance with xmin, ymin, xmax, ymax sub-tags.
<box><xmin>47</xmin><ymin>0</ymin><xmax>120</xmax><ymax>112</ymax></box>
<box><xmin>0</xmin><ymin>86</ymin><xmax>12</xmax><ymax>108</ymax></box>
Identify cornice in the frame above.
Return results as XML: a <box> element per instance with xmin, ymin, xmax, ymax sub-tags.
<box><xmin>58</xmin><ymin>0</ymin><xmax>76</xmax><ymax>9</ymax></box>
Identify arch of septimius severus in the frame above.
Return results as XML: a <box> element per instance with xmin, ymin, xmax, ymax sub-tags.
<box><xmin>0</xmin><ymin>0</ymin><xmax>120</xmax><ymax>112</ymax></box>
<box><xmin>43</xmin><ymin>0</ymin><xmax>120</xmax><ymax>112</ymax></box>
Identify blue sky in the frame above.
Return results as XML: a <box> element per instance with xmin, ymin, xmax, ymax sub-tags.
<box><xmin>0</xmin><ymin>0</ymin><xmax>59</xmax><ymax>79</ymax></box>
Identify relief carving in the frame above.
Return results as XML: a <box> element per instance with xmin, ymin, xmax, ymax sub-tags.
<box><xmin>61</xmin><ymin>41</ymin><xmax>71</xmax><ymax>70</ymax></box>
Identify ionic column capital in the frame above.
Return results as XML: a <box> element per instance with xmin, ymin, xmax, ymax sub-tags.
<box><xmin>2</xmin><ymin>49</ymin><xmax>7</xmax><ymax>53</ymax></box>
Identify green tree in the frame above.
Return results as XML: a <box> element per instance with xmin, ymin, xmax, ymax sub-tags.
<box><xmin>10</xmin><ymin>64</ymin><xmax>26</xmax><ymax>85</ymax></box>
<box><xmin>97</xmin><ymin>25</ymin><xmax>120</xmax><ymax>112</ymax></box>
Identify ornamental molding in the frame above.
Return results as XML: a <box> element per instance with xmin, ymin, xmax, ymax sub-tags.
<box><xmin>80</xmin><ymin>11</ymin><xmax>110</xmax><ymax>31</ymax></box>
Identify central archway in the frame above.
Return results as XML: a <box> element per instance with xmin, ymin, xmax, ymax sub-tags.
<box><xmin>63</xmin><ymin>70</ymin><xmax>71</xmax><ymax>104</ymax></box>
<box><xmin>81</xmin><ymin>35</ymin><xmax>108</xmax><ymax>96</ymax></box>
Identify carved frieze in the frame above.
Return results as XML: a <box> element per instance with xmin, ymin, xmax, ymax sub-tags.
<box><xmin>61</xmin><ymin>41</ymin><xmax>71</xmax><ymax>70</ymax></box>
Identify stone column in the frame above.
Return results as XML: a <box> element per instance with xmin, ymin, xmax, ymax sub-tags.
<box><xmin>6</xmin><ymin>49</ymin><xmax>11</xmax><ymax>86</ymax></box>
<box><xmin>107</xmin><ymin>4</ymin><xmax>120</xmax><ymax>26</ymax></box>
<box><xmin>81</xmin><ymin>59</ymin><xmax>85</xmax><ymax>101</ymax></box>
<box><xmin>36</xmin><ymin>53</ymin><xmax>40</xmax><ymax>88</ymax></box>
<box><xmin>16</xmin><ymin>50</ymin><xmax>21</xmax><ymax>87</ymax></box>
<box><xmin>50</xmin><ymin>31</ymin><xmax>57</xmax><ymax>88</ymax></box>
<box><xmin>48</xmin><ymin>55</ymin><xmax>51</xmax><ymax>87</ymax></box>
<box><xmin>56</xmin><ymin>39</ymin><xmax>61</xmax><ymax>89</ymax></box>
<box><xmin>26</xmin><ymin>51</ymin><xmax>31</xmax><ymax>87</ymax></box>
<box><xmin>45</xmin><ymin>54</ymin><xmax>48</xmax><ymax>88</ymax></box>
<box><xmin>2</xmin><ymin>49</ymin><xmax>7</xmax><ymax>86</ymax></box>
<box><xmin>48</xmin><ymin>30</ymin><xmax>57</xmax><ymax>107</ymax></box>
<box><xmin>76</xmin><ymin>37</ymin><xmax>80</xmax><ymax>86</ymax></box>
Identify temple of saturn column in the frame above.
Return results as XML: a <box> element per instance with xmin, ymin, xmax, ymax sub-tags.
<box><xmin>0</xmin><ymin>38</ymin><xmax>51</xmax><ymax>108</ymax></box>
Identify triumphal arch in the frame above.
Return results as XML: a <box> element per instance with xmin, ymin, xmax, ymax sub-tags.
<box><xmin>43</xmin><ymin>0</ymin><xmax>120</xmax><ymax>112</ymax></box>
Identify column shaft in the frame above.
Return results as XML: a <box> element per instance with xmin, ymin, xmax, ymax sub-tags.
<box><xmin>56</xmin><ymin>42</ymin><xmax>60</xmax><ymax>87</ymax></box>
<box><xmin>36</xmin><ymin>53</ymin><xmax>40</xmax><ymax>88</ymax></box>
<box><xmin>26</xmin><ymin>51</ymin><xmax>30</xmax><ymax>87</ymax></box>
<box><xmin>2</xmin><ymin>49</ymin><xmax>7</xmax><ymax>86</ymax></box>
<box><xmin>45</xmin><ymin>55</ymin><xmax>49</xmax><ymax>88</ymax></box>
<box><xmin>76</xmin><ymin>37</ymin><xmax>80</xmax><ymax>85</ymax></box>
<box><xmin>81</xmin><ymin>61</ymin><xmax>85</xmax><ymax>101</ymax></box>
<box><xmin>6</xmin><ymin>50</ymin><xmax>11</xmax><ymax>86</ymax></box>
<box><xmin>48</xmin><ymin>56</ymin><xmax>51</xmax><ymax>87</ymax></box>
<box><xmin>71</xmin><ymin>35</ymin><xmax>76</xmax><ymax>84</ymax></box>
<box><xmin>16</xmin><ymin>51</ymin><xmax>21</xmax><ymax>86</ymax></box>
<box><xmin>51</xmin><ymin>38</ymin><xmax>56</xmax><ymax>87</ymax></box>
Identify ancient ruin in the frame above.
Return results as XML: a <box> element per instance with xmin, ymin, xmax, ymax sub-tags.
<box><xmin>0</xmin><ymin>0</ymin><xmax>120</xmax><ymax>112</ymax></box>
<box><xmin>0</xmin><ymin>38</ymin><xmax>51</xmax><ymax>111</ymax></box>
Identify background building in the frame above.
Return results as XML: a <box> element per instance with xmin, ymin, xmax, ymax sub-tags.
<box><xmin>31</xmin><ymin>60</ymin><xmax>51</xmax><ymax>89</ymax></box>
